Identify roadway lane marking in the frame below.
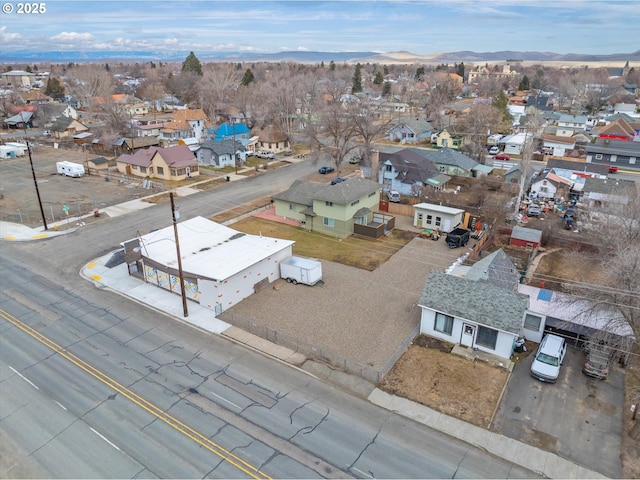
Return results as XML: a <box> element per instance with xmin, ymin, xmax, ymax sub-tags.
<box><xmin>1</xmin><ymin>308</ymin><xmax>271</xmax><ymax>480</ymax></box>
<box><xmin>209</xmin><ymin>391</ymin><xmax>241</xmax><ymax>409</ymax></box>
<box><xmin>90</xmin><ymin>427</ymin><xmax>121</xmax><ymax>451</ymax></box>
<box><xmin>55</xmin><ymin>401</ymin><xmax>67</xmax><ymax>411</ymax></box>
<box><xmin>9</xmin><ymin>366</ymin><xmax>40</xmax><ymax>390</ymax></box>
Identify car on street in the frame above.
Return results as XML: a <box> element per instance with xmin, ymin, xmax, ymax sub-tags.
<box><xmin>494</xmin><ymin>153</ymin><xmax>510</xmax><ymax>161</ymax></box>
<box><xmin>330</xmin><ymin>177</ymin><xmax>345</xmax><ymax>185</ymax></box>
<box><xmin>608</xmin><ymin>165</ymin><xmax>618</xmax><ymax>174</ymax></box>
<box><xmin>488</xmin><ymin>146</ymin><xmax>500</xmax><ymax>155</ymax></box>
<box><xmin>319</xmin><ymin>166</ymin><xmax>335</xmax><ymax>174</ymax></box>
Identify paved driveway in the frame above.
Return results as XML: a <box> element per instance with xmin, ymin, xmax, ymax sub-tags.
<box><xmin>492</xmin><ymin>344</ymin><xmax>624</xmax><ymax>478</ymax></box>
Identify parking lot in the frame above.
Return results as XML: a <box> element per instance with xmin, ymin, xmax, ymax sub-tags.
<box><xmin>492</xmin><ymin>344</ymin><xmax>624</xmax><ymax>478</ymax></box>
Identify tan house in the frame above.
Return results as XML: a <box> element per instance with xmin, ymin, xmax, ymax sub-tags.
<box><xmin>116</xmin><ymin>144</ymin><xmax>199</xmax><ymax>181</ymax></box>
<box><xmin>256</xmin><ymin>124</ymin><xmax>290</xmax><ymax>153</ymax></box>
<box><xmin>50</xmin><ymin>116</ymin><xmax>89</xmax><ymax>139</ymax></box>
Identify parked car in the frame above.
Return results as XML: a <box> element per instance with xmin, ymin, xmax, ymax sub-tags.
<box><xmin>319</xmin><ymin>166</ymin><xmax>335</xmax><ymax>174</ymax></box>
<box><xmin>531</xmin><ymin>333</ymin><xmax>566</xmax><ymax>383</ymax></box>
<box><xmin>330</xmin><ymin>177</ymin><xmax>345</xmax><ymax>185</ymax></box>
<box><xmin>527</xmin><ymin>204</ymin><xmax>542</xmax><ymax>217</ymax></box>
<box><xmin>349</xmin><ymin>155</ymin><xmax>361</xmax><ymax>164</ymax></box>
<box><xmin>608</xmin><ymin>165</ymin><xmax>618</xmax><ymax>174</ymax></box>
<box><xmin>256</xmin><ymin>151</ymin><xmax>275</xmax><ymax>160</ymax></box>
<box><xmin>489</xmin><ymin>146</ymin><xmax>500</xmax><ymax>155</ymax></box>
<box><xmin>387</xmin><ymin>190</ymin><xmax>401</xmax><ymax>202</ymax></box>
<box><xmin>494</xmin><ymin>153</ymin><xmax>510</xmax><ymax>161</ymax></box>
<box><xmin>582</xmin><ymin>344</ymin><xmax>610</xmax><ymax>380</ymax></box>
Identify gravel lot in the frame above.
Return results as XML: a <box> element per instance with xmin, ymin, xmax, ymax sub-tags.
<box><xmin>219</xmin><ymin>218</ymin><xmax>467</xmax><ymax>376</ymax></box>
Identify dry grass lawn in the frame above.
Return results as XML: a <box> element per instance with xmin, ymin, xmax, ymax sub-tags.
<box><xmin>228</xmin><ymin>217</ymin><xmax>416</xmax><ymax>271</ymax></box>
<box><xmin>379</xmin><ymin>336</ymin><xmax>510</xmax><ymax>428</ymax></box>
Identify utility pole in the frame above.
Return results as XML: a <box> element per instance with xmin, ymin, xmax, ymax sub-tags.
<box><xmin>22</xmin><ymin>112</ymin><xmax>48</xmax><ymax>230</ymax></box>
<box><xmin>170</xmin><ymin>192</ymin><xmax>188</xmax><ymax>317</ymax></box>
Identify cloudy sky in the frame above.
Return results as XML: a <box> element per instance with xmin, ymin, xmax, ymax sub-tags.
<box><xmin>1</xmin><ymin>0</ymin><xmax>637</xmax><ymax>57</ymax></box>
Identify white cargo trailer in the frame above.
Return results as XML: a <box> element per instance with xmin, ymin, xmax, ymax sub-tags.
<box><xmin>56</xmin><ymin>161</ymin><xmax>85</xmax><ymax>177</ymax></box>
<box><xmin>280</xmin><ymin>256</ymin><xmax>323</xmax><ymax>286</ymax></box>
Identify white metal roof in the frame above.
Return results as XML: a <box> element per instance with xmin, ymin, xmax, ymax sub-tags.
<box><xmin>518</xmin><ymin>284</ymin><xmax>634</xmax><ymax>338</ymax></box>
<box><xmin>134</xmin><ymin>216</ymin><xmax>294</xmax><ymax>281</ymax></box>
<box><xmin>413</xmin><ymin>202</ymin><xmax>465</xmax><ymax>216</ymax></box>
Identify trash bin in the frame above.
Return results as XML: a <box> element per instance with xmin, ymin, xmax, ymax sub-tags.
<box><xmin>226</xmin><ymin>175</ymin><xmax>230</xmax><ymax>182</ymax></box>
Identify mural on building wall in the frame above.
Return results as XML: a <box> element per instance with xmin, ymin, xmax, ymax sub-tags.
<box><xmin>185</xmin><ymin>280</ymin><xmax>199</xmax><ymax>300</ymax></box>
<box><xmin>144</xmin><ymin>265</ymin><xmax>158</xmax><ymax>285</ymax></box>
<box><xmin>156</xmin><ymin>270</ymin><xmax>169</xmax><ymax>289</ymax></box>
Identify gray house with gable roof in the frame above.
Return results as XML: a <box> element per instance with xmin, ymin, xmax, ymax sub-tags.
<box><xmin>421</xmin><ymin>148</ymin><xmax>478</xmax><ymax>178</ymax></box>
<box><xmin>273</xmin><ymin>178</ymin><xmax>387</xmax><ymax>238</ymax></box>
<box><xmin>418</xmin><ymin>270</ymin><xmax>530</xmax><ymax>359</ymax></box>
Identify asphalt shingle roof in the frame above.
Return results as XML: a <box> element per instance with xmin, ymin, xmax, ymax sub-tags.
<box><xmin>418</xmin><ymin>271</ymin><xmax>529</xmax><ymax>334</ymax></box>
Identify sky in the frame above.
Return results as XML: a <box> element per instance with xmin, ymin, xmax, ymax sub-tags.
<box><xmin>1</xmin><ymin>0</ymin><xmax>638</xmax><ymax>59</ymax></box>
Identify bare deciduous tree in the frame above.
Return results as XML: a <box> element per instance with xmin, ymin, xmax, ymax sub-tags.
<box><xmin>66</xmin><ymin>64</ymin><xmax>114</xmax><ymax>114</ymax></box>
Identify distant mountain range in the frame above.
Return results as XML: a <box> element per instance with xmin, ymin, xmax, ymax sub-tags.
<box><xmin>2</xmin><ymin>49</ymin><xmax>639</xmax><ymax>64</ymax></box>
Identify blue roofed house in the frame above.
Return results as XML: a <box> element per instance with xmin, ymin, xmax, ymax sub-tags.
<box><xmin>211</xmin><ymin>122</ymin><xmax>251</xmax><ymax>143</ymax></box>
<box><xmin>388</xmin><ymin>117</ymin><xmax>433</xmax><ymax>144</ymax></box>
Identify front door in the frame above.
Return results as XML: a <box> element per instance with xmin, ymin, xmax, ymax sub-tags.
<box><xmin>461</xmin><ymin>323</ymin><xmax>476</xmax><ymax>348</ymax></box>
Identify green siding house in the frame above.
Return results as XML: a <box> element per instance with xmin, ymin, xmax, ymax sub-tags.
<box><xmin>273</xmin><ymin>178</ymin><xmax>383</xmax><ymax>237</ymax></box>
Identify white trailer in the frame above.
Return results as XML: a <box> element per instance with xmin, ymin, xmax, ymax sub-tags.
<box><xmin>5</xmin><ymin>142</ymin><xmax>28</xmax><ymax>156</ymax></box>
<box><xmin>56</xmin><ymin>161</ymin><xmax>85</xmax><ymax>177</ymax></box>
<box><xmin>280</xmin><ymin>256</ymin><xmax>323</xmax><ymax>286</ymax></box>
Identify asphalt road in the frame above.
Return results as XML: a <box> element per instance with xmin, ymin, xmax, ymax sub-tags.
<box><xmin>1</xmin><ymin>159</ymin><xmax>539</xmax><ymax>478</ymax></box>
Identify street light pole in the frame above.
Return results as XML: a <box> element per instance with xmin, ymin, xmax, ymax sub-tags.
<box><xmin>170</xmin><ymin>192</ymin><xmax>188</xmax><ymax>317</ymax></box>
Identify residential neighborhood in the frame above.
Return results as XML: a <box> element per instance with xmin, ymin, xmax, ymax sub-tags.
<box><xmin>1</xmin><ymin>50</ymin><xmax>639</xmax><ymax>479</ymax></box>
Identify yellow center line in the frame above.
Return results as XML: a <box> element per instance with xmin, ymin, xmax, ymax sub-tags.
<box><xmin>0</xmin><ymin>308</ymin><xmax>272</xmax><ymax>480</ymax></box>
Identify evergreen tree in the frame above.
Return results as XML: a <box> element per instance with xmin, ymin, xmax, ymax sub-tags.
<box><xmin>25</xmin><ymin>65</ymin><xmax>33</xmax><ymax>73</ymax></box>
<box><xmin>415</xmin><ymin>66</ymin><xmax>425</xmax><ymax>80</ymax></box>
<box><xmin>456</xmin><ymin>62</ymin><xmax>465</xmax><ymax>77</ymax></box>
<box><xmin>351</xmin><ymin>63</ymin><xmax>363</xmax><ymax>94</ymax></box>
<box><xmin>492</xmin><ymin>90</ymin><xmax>512</xmax><ymax>128</ymax></box>
<box><xmin>181</xmin><ymin>51</ymin><xmax>203</xmax><ymax>76</ymax></box>
<box><xmin>45</xmin><ymin>77</ymin><xmax>65</xmax><ymax>98</ymax></box>
<box><xmin>236</xmin><ymin>63</ymin><xmax>242</xmax><ymax>70</ymax></box>
<box><xmin>241</xmin><ymin>68</ymin><xmax>255</xmax><ymax>86</ymax></box>
<box><xmin>373</xmin><ymin>70</ymin><xmax>384</xmax><ymax>85</ymax></box>
<box><xmin>320</xmin><ymin>61</ymin><xmax>325</xmax><ymax>69</ymax></box>
<box><xmin>32</xmin><ymin>64</ymin><xmax>38</xmax><ymax>72</ymax></box>
<box><xmin>329</xmin><ymin>61</ymin><xmax>336</xmax><ymax>71</ymax></box>
<box><xmin>519</xmin><ymin>75</ymin><xmax>530</xmax><ymax>91</ymax></box>
<box><xmin>383</xmin><ymin>65</ymin><xmax>389</xmax><ymax>75</ymax></box>
<box><xmin>382</xmin><ymin>81</ymin><xmax>392</xmax><ymax>97</ymax></box>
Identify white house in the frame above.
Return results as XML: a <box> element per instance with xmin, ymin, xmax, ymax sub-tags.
<box><xmin>412</xmin><ymin>203</ymin><xmax>464</xmax><ymax>232</ymax></box>
<box><xmin>123</xmin><ymin>216</ymin><xmax>295</xmax><ymax>315</ymax></box>
<box><xmin>418</xmin><ymin>270</ymin><xmax>530</xmax><ymax>360</ymax></box>
<box><xmin>501</xmin><ymin>133</ymin><xmax>528</xmax><ymax>155</ymax></box>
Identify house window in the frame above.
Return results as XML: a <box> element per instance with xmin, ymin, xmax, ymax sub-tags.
<box><xmin>157</xmin><ymin>166</ymin><xmax>164</xmax><ymax>175</ymax></box>
<box><xmin>434</xmin><ymin>312</ymin><xmax>453</xmax><ymax>335</ymax></box>
<box><xmin>426</xmin><ymin>214</ymin><xmax>433</xmax><ymax>225</ymax></box>
<box><xmin>524</xmin><ymin>314</ymin><xmax>542</xmax><ymax>331</ymax></box>
<box><xmin>350</xmin><ymin>199</ymin><xmax>360</xmax><ymax>207</ymax></box>
<box><xmin>139</xmin><ymin>166</ymin><xmax>145</xmax><ymax>173</ymax></box>
<box><xmin>385</xmin><ymin>165</ymin><xmax>392</xmax><ymax>172</ymax></box>
<box><xmin>417</xmin><ymin>213</ymin><xmax>423</xmax><ymax>222</ymax></box>
<box><xmin>595</xmin><ymin>154</ymin><xmax>603</xmax><ymax>160</ymax></box>
<box><xmin>325</xmin><ymin>201</ymin><xmax>333</xmax><ymax>207</ymax></box>
<box><xmin>476</xmin><ymin>326</ymin><xmax>498</xmax><ymax>350</ymax></box>
<box><xmin>630</xmin><ymin>157</ymin><xmax>637</xmax><ymax>165</ymax></box>
<box><xmin>610</xmin><ymin>156</ymin><xmax>617</xmax><ymax>163</ymax></box>
<box><xmin>289</xmin><ymin>204</ymin><xmax>295</xmax><ymax>211</ymax></box>
<box><xmin>435</xmin><ymin>216</ymin><xmax>442</xmax><ymax>227</ymax></box>
<box><xmin>323</xmin><ymin>217</ymin><xmax>335</xmax><ymax>228</ymax></box>
<box><xmin>368</xmin><ymin>192</ymin><xmax>376</xmax><ymax>197</ymax></box>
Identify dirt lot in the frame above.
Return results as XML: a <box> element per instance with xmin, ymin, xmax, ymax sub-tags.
<box><xmin>379</xmin><ymin>335</ymin><xmax>516</xmax><ymax>428</ymax></box>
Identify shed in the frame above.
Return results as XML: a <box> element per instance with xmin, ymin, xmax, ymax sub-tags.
<box><xmin>412</xmin><ymin>203</ymin><xmax>464</xmax><ymax>232</ymax></box>
<box><xmin>510</xmin><ymin>226</ymin><xmax>542</xmax><ymax>249</ymax></box>
<box><xmin>87</xmin><ymin>156</ymin><xmax>110</xmax><ymax>170</ymax></box>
